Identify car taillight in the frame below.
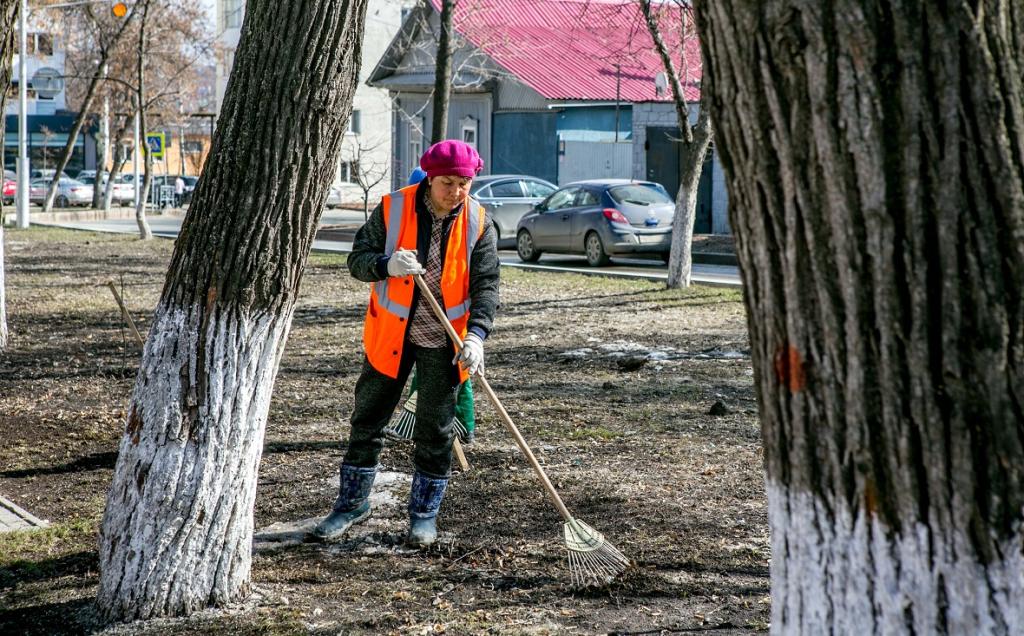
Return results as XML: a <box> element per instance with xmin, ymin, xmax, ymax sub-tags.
<box><xmin>602</xmin><ymin>208</ymin><xmax>629</xmax><ymax>224</ymax></box>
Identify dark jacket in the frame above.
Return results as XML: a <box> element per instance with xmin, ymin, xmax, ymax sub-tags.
<box><xmin>348</xmin><ymin>180</ymin><xmax>500</xmax><ymax>340</ymax></box>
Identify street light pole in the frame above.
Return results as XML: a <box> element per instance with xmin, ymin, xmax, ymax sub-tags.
<box><xmin>16</xmin><ymin>0</ymin><xmax>29</xmax><ymax>229</ymax></box>
<box><xmin>133</xmin><ymin>107</ymin><xmax>140</xmax><ymax>206</ymax></box>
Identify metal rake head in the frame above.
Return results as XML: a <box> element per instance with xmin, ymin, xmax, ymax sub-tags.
<box><xmin>563</xmin><ymin>518</ymin><xmax>630</xmax><ymax>587</ymax></box>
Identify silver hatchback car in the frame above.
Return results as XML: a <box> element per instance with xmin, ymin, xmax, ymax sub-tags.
<box><xmin>470</xmin><ymin>174</ymin><xmax>557</xmax><ymax>247</ymax></box>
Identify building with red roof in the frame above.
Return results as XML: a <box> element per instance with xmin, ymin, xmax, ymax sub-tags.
<box><xmin>368</xmin><ymin>0</ymin><xmax>729</xmax><ymax>234</ymax></box>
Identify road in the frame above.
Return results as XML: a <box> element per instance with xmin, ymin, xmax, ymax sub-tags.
<box><xmin>32</xmin><ymin>209</ymin><xmax>741</xmax><ymax>286</ymax></box>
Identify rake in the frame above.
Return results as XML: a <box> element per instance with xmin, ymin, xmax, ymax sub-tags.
<box><xmin>414</xmin><ymin>275</ymin><xmax>630</xmax><ymax>586</ymax></box>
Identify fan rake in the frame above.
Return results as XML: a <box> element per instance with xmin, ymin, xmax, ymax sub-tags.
<box><xmin>414</xmin><ymin>275</ymin><xmax>630</xmax><ymax>586</ymax></box>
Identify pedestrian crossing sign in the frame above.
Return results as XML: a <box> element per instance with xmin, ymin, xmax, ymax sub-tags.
<box><xmin>146</xmin><ymin>132</ymin><xmax>166</xmax><ymax>159</ymax></box>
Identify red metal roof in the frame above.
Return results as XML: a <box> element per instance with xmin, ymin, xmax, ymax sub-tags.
<box><xmin>428</xmin><ymin>0</ymin><xmax>702</xmax><ymax>102</ymax></box>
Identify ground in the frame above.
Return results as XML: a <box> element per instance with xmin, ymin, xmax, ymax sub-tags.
<box><xmin>0</xmin><ymin>228</ymin><xmax>769</xmax><ymax>635</ymax></box>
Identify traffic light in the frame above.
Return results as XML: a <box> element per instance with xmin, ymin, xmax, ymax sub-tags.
<box><xmin>112</xmin><ymin>2</ymin><xmax>128</xmax><ymax>17</ymax></box>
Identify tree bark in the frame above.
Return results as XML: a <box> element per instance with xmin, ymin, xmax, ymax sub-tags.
<box><xmin>430</xmin><ymin>0</ymin><xmax>454</xmax><ymax>144</ymax></box>
<box><xmin>103</xmin><ymin>120</ymin><xmax>130</xmax><ymax>213</ymax></box>
<box><xmin>134</xmin><ymin>0</ymin><xmax>153</xmax><ymax>240</ymax></box>
<box><xmin>97</xmin><ymin>0</ymin><xmax>368</xmax><ymax>623</ymax></box>
<box><xmin>0</xmin><ymin>0</ymin><xmax>16</xmax><ymax>352</ymax></box>
<box><xmin>694</xmin><ymin>0</ymin><xmax>1024</xmax><ymax>632</ymax></box>
<box><xmin>639</xmin><ymin>0</ymin><xmax>712</xmax><ymax>288</ymax></box>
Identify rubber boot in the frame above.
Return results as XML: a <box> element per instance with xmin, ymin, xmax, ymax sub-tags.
<box><xmin>309</xmin><ymin>464</ymin><xmax>376</xmax><ymax>542</ymax></box>
<box><xmin>406</xmin><ymin>471</ymin><xmax>448</xmax><ymax>547</ymax></box>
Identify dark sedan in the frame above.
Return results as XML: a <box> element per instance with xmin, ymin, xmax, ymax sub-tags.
<box><xmin>515</xmin><ymin>179</ymin><xmax>675</xmax><ymax>266</ymax></box>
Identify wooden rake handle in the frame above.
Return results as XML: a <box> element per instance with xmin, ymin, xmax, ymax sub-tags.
<box><xmin>413</xmin><ymin>275</ymin><xmax>573</xmax><ymax>522</ymax></box>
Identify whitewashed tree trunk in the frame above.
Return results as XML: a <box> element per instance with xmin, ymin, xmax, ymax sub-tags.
<box><xmin>695</xmin><ymin>0</ymin><xmax>1024</xmax><ymax>631</ymax></box>
<box><xmin>0</xmin><ymin>222</ymin><xmax>7</xmax><ymax>352</ymax></box>
<box><xmin>665</xmin><ymin>167</ymin><xmax>700</xmax><ymax>288</ymax></box>
<box><xmin>97</xmin><ymin>0</ymin><xmax>368</xmax><ymax>623</ymax></box>
<box><xmin>0</xmin><ymin>0</ymin><xmax>15</xmax><ymax>352</ymax></box>
<box><xmin>639</xmin><ymin>0</ymin><xmax>712</xmax><ymax>289</ymax></box>
<box><xmin>134</xmin><ymin>0</ymin><xmax>153</xmax><ymax>241</ymax></box>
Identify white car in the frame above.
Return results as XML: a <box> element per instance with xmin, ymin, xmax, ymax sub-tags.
<box><xmin>29</xmin><ymin>178</ymin><xmax>94</xmax><ymax>207</ymax></box>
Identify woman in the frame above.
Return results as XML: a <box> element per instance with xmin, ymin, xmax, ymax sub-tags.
<box><xmin>311</xmin><ymin>140</ymin><xmax>500</xmax><ymax>547</ymax></box>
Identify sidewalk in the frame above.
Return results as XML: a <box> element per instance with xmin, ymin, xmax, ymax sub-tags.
<box><xmin>0</xmin><ymin>495</ymin><xmax>48</xmax><ymax>533</ymax></box>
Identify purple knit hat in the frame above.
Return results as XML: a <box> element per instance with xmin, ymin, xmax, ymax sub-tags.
<box><xmin>420</xmin><ymin>140</ymin><xmax>484</xmax><ymax>179</ymax></box>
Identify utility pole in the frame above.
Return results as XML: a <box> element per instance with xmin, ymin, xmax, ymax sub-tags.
<box><xmin>16</xmin><ymin>0</ymin><xmax>28</xmax><ymax>228</ymax></box>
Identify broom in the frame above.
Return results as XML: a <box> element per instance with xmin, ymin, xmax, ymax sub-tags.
<box><xmin>413</xmin><ymin>275</ymin><xmax>630</xmax><ymax>586</ymax></box>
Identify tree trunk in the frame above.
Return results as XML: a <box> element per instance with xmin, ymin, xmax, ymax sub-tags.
<box><xmin>103</xmin><ymin>125</ymin><xmax>129</xmax><ymax>213</ymax></box>
<box><xmin>43</xmin><ymin>69</ymin><xmax>103</xmax><ymax>212</ymax></box>
<box><xmin>694</xmin><ymin>1</ymin><xmax>1024</xmax><ymax>632</ymax></box>
<box><xmin>665</xmin><ymin>164</ymin><xmax>699</xmax><ymax>287</ymax></box>
<box><xmin>639</xmin><ymin>0</ymin><xmax>712</xmax><ymax>288</ymax></box>
<box><xmin>134</xmin><ymin>0</ymin><xmax>153</xmax><ymax>240</ymax></box>
<box><xmin>92</xmin><ymin>129</ymin><xmax>105</xmax><ymax>208</ymax></box>
<box><xmin>0</xmin><ymin>0</ymin><xmax>16</xmax><ymax>352</ymax></box>
<box><xmin>97</xmin><ymin>0</ymin><xmax>367</xmax><ymax>623</ymax></box>
<box><xmin>430</xmin><ymin>0</ymin><xmax>454</xmax><ymax>144</ymax></box>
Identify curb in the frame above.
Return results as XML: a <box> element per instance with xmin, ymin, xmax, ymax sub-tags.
<box><xmin>0</xmin><ymin>494</ymin><xmax>50</xmax><ymax>531</ymax></box>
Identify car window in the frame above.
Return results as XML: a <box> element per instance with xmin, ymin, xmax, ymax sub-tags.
<box><xmin>608</xmin><ymin>184</ymin><xmax>673</xmax><ymax>205</ymax></box>
<box><xmin>523</xmin><ymin>180</ymin><xmax>555</xmax><ymax>198</ymax></box>
<box><xmin>576</xmin><ymin>189</ymin><xmax>600</xmax><ymax>207</ymax></box>
<box><xmin>489</xmin><ymin>180</ymin><xmax>523</xmax><ymax>198</ymax></box>
<box><xmin>545</xmin><ymin>187</ymin><xmax>578</xmax><ymax>211</ymax></box>
<box><xmin>473</xmin><ymin>184</ymin><xmax>491</xmax><ymax>198</ymax></box>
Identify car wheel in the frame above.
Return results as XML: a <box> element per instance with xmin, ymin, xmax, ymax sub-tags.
<box><xmin>55</xmin><ymin>195</ymin><xmax>69</xmax><ymax>208</ymax></box>
<box><xmin>585</xmin><ymin>232</ymin><xmax>610</xmax><ymax>267</ymax></box>
<box><xmin>517</xmin><ymin>230</ymin><xmax>541</xmax><ymax>262</ymax></box>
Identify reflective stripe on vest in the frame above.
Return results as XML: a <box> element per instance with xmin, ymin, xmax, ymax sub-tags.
<box><xmin>443</xmin><ymin>197</ymin><xmax>483</xmax><ymax>322</ymax></box>
<box><xmin>372</xmin><ymin>189</ymin><xmax>415</xmax><ymax>319</ymax></box>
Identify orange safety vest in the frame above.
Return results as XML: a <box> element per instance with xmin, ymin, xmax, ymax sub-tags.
<box><xmin>362</xmin><ymin>184</ymin><xmax>486</xmax><ymax>383</ymax></box>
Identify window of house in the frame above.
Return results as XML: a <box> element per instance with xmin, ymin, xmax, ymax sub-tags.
<box><xmin>348</xmin><ymin>110</ymin><xmax>361</xmax><ymax>134</ymax></box>
<box><xmin>409</xmin><ymin>118</ymin><xmax>423</xmax><ymax>167</ymax></box>
<box><xmin>36</xmin><ymin>33</ymin><xmax>53</xmax><ymax>56</ymax></box>
<box><xmin>459</xmin><ymin>115</ymin><xmax>478</xmax><ymax>149</ymax></box>
<box><xmin>341</xmin><ymin>160</ymin><xmax>360</xmax><ymax>183</ymax></box>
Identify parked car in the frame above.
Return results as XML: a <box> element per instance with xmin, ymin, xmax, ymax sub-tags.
<box><xmin>325</xmin><ymin>184</ymin><xmax>344</xmax><ymax>209</ymax></box>
<box><xmin>151</xmin><ymin>174</ymin><xmax>199</xmax><ymax>206</ymax></box>
<box><xmin>2</xmin><ymin>178</ymin><xmax>15</xmax><ymax>205</ymax></box>
<box><xmin>515</xmin><ymin>179</ymin><xmax>675</xmax><ymax>266</ymax></box>
<box><xmin>75</xmin><ymin>169</ymin><xmax>97</xmax><ymax>181</ymax></box>
<box><xmin>470</xmin><ymin>174</ymin><xmax>556</xmax><ymax>247</ymax></box>
<box><xmin>30</xmin><ymin>169</ymin><xmax>71</xmax><ymax>181</ymax></box>
<box><xmin>29</xmin><ymin>178</ymin><xmax>94</xmax><ymax>207</ymax></box>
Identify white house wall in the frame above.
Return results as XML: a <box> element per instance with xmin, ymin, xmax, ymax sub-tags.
<box><xmin>214</xmin><ymin>0</ymin><xmax>404</xmax><ymax>206</ymax></box>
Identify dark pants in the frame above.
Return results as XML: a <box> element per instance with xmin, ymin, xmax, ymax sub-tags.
<box><xmin>343</xmin><ymin>344</ymin><xmax>459</xmax><ymax>478</ymax></box>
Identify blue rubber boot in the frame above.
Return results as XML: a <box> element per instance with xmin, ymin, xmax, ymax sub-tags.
<box><xmin>309</xmin><ymin>464</ymin><xmax>376</xmax><ymax>542</ymax></box>
<box><xmin>407</xmin><ymin>471</ymin><xmax>448</xmax><ymax>547</ymax></box>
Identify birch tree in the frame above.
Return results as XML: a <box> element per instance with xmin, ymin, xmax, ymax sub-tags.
<box><xmin>694</xmin><ymin>0</ymin><xmax>1024</xmax><ymax>631</ymax></box>
<box><xmin>639</xmin><ymin>0</ymin><xmax>711</xmax><ymax>288</ymax></box>
<box><xmin>97</xmin><ymin>0</ymin><xmax>368</xmax><ymax>621</ymax></box>
<box><xmin>0</xmin><ymin>0</ymin><xmax>15</xmax><ymax>352</ymax></box>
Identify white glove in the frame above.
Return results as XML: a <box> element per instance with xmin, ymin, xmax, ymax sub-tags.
<box><xmin>455</xmin><ymin>332</ymin><xmax>485</xmax><ymax>376</ymax></box>
<box><xmin>387</xmin><ymin>248</ymin><xmax>425</xmax><ymax>277</ymax></box>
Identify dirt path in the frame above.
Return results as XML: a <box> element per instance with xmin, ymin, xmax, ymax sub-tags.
<box><xmin>0</xmin><ymin>227</ymin><xmax>768</xmax><ymax>635</ymax></box>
